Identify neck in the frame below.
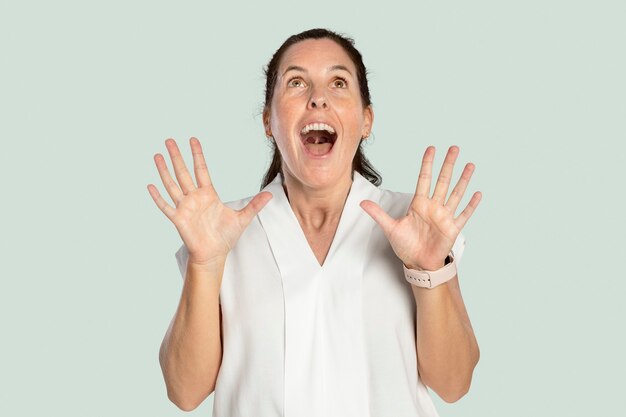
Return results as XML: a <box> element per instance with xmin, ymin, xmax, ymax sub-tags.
<box><xmin>281</xmin><ymin>170</ymin><xmax>354</xmax><ymax>231</ymax></box>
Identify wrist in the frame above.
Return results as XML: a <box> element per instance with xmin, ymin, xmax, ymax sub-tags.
<box><xmin>404</xmin><ymin>258</ymin><xmax>447</xmax><ymax>271</ymax></box>
<box><xmin>188</xmin><ymin>255</ymin><xmax>227</xmax><ymax>270</ymax></box>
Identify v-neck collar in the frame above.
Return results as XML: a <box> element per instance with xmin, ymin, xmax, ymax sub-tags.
<box><xmin>257</xmin><ymin>171</ymin><xmax>380</xmax><ymax>275</ymax></box>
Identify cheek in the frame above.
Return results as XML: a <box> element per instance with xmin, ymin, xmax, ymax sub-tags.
<box><xmin>271</xmin><ymin>97</ymin><xmax>300</xmax><ymax>126</ymax></box>
<box><xmin>339</xmin><ymin>111</ymin><xmax>365</xmax><ymax>134</ymax></box>
<box><xmin>269</xmin><ymin>106</ymin><xmax>289</xmax><ymax>134</ymax></box>
<box><xmin>269</xmin><ymin>117</ymin><xmax>298</xmax><ymax>156</ymax></box>
<box><xmin>333</xmin><ymin>97</ymin><xmax>366</xmax><ymax>126</ymax></box>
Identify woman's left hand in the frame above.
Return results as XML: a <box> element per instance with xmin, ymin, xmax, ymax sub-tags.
<box><xmin>360</xmin><ymin>145</ymin><xmax>482</xmax><ymax>271</ymax></box>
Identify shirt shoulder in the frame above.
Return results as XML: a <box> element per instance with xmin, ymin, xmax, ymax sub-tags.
<box><xmin>223</xmin><ymin>195</ymin><xmax>255</xmax><ymax>211</ymax></box>
<box><xmin>377</xmin><ymin>186</ymin><xmax>413</xmax><ymax>217</ymax></box>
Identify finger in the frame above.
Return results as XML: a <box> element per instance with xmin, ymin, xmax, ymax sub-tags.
<box><xmin>454</xmin><ymin>191</ymin><xmax>482</xmax><ymax>230</ymax></box>
<box><xmin>445</xmin><ymin>162</ymin><xmax>475</xmax><ymax>214</ymax></box>
<box><xmin>359</xmin><ymin>199</ymin><xmax>396</xmax><ymax>237</ymax></box>
<box><xmin>165</xmin><ymin>138</ymin><xmax>196</xmax><ymax>194</ymax></box>
<box><xmin>432</xmin><ymin>145</ymin><xmax>459</xmax><ymax>203</ymax></box>
<box><xmin>415</xmin><ymin>146</ymin><xmax>435</xmax><ymax>198</ymax></box>
<box><xmin>147</xmin><ymin>184</ymin><xmax>176</xmax><ymax>220</ymax></box>
<box><xmin>238</xmin><ymin>191</ymin><xmax>273</xmax><ymax>226</ymax></box>
<box><xmin>154</xmin><ymin>153</ymin><xmax>183</xmax><ymax>206</ymax></box>
<box><xmin>190</xmin><ymin>137</ymin><xmax>214</xmax><ymax>189</ymax></box>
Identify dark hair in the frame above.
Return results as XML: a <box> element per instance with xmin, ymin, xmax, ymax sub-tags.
<box><xmin>260</xmin><ymin>28</ymin><xmax>382</xmax><ymax>190</ymax></box>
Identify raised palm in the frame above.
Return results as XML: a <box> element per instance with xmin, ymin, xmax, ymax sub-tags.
<box><xmin>360</xmin><ymin>146</ymin><xmax>482</xmax><ymax>271</ymax></box>
<box><xmin>147</xmin><ymin>138</ymin><xmax>273</xmax><ymax>266</ymax></box>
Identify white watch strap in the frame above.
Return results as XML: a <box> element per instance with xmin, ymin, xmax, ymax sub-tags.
<box><xmin>403</xmin><ymin>252</ymin><xmax>457</xmax><ymax>289</ymax></box>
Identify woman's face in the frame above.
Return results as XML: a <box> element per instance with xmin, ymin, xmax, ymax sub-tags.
<box><xmin>263</xmin><ymin>38</ymin><xmax>373</xmax><ymax>189</ymax></box>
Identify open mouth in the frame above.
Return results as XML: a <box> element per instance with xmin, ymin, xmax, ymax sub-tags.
<box><xmin>300</xmin><ymin>123</ymin><xmax>337</xmax><ymax>157</ymax></box>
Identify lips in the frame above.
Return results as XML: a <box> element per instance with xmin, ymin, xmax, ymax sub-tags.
<box><xmin>300</xmin><ymin>120</ymin><xmax>337</xmax><ymax>158</ymax></box>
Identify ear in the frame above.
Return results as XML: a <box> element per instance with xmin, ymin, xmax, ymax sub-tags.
<box><xmin>361</xmin><ymin>105</ymin><xmax>374</xmax><ymax>138</ymax></box>
<box><xmin>262</xmin><ymin>107</ymin><xmax>272</xmax><ymax>137</ymax></box>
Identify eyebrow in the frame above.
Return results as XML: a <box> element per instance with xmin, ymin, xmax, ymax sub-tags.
<box><xmin>282</xmin><ymin>64</ymin><xmax>353</xmax><ymax>77</ymax></box>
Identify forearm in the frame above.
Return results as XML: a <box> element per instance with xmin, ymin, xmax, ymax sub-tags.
<box><xmin>412</xmin><ymin>275</ymin><xmax>479</xmax><ymax>403</ymax></box>
<box><xmin>159</xmin><ymin>259</ymin><xmax>225</xmax><ymax>411</ymax></box>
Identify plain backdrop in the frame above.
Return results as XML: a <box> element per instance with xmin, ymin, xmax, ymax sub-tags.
<box><xmin>1</xmin><ymin>0</ymin><xmax>624</xmax><ymax>416</ymax></box>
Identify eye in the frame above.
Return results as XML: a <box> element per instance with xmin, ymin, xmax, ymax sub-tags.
<box><xmin>333</xmin><ymin>77</ymin><xmax>348</xmax><ymax>88</ymax></box>
<box><xmin>287</xmin><ymin>77</ymin><xmax>306</xmax><ymax>87</ymax></box>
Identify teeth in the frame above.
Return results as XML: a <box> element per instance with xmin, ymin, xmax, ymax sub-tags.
<box><xmin>300</xmin><ymin>122</ymin><xmax>336</xmax><ymax>135</ymax></box>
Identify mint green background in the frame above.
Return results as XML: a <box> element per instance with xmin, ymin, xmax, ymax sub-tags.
<box><xmin>1</xmin><ymin>0</ymin><xmax>624</xmax><ymax>416</ymax></box>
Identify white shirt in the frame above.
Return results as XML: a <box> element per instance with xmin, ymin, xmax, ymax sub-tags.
<box><xmin>175</xmin><ymin>171</ymin><xmax>466</xmax><ymax>417</ymax></box>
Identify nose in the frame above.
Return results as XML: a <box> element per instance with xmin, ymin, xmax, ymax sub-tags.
<box><xmin>307</xmin><ymin>87</ymin><xmax>328</xmax><ymax>110</ymax></box>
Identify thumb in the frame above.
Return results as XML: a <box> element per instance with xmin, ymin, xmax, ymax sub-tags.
<box><xmin>238</xmin><ymin>191</ymin><xmax>273</xmax><ymax>226</ymax></box>
<box><xmin>360</xmin><ymin>199</ymin><xmax>396</xmax><ymax>237</ymax></box>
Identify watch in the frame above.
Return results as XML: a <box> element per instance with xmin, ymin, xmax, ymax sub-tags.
<box><xmin>403</xmin><ymin>252</ymin><xmax>457</xmax><ymax>289</ymax></box>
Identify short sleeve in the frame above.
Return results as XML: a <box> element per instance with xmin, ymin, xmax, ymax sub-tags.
<box><xmin>174</xmin><ymin>243</ymin><xmax>189</xmax><ymax>281</ymax></box>
<box><xmin>452</xmin><ymin>232</ymin><xmax>466</xmax><ymax>266</ymax></box>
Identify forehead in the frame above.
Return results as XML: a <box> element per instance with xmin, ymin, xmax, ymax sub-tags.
<box><xmin>278</xmin><ymin>38</ymin><xmax>357</xmax><ymax>75</ymax></box>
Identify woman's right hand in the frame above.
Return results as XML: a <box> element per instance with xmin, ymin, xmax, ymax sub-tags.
<box><xmin>147</xmin><ymin>137</ymin><xmax>273</xmax><ymax>266</ymax></box>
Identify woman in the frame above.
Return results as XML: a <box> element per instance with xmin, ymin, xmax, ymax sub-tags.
<box><xmin>148</xmin><ymin>28</ymin><xmax>482</xmax><ymax>417</ymax></box>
